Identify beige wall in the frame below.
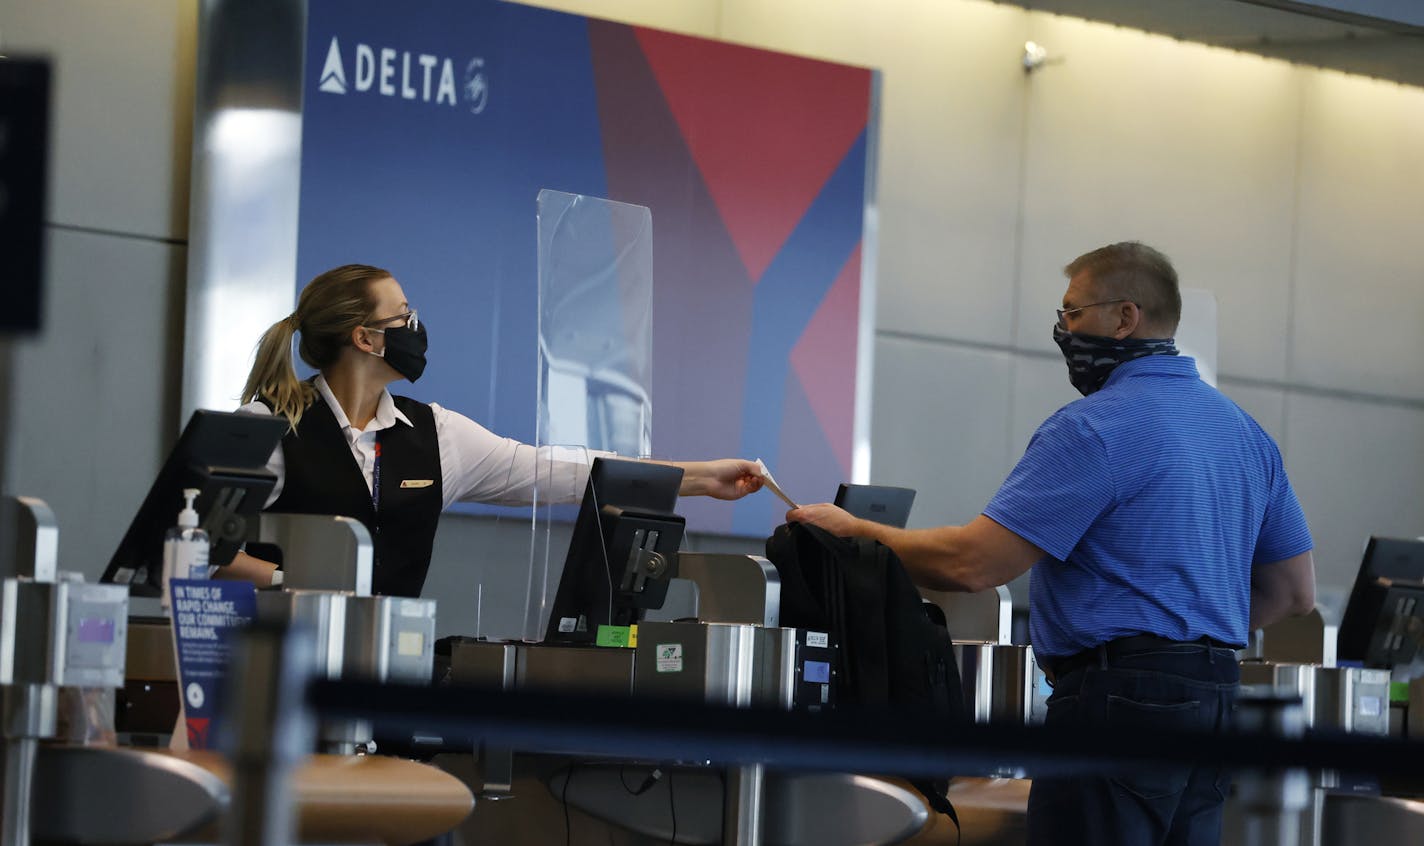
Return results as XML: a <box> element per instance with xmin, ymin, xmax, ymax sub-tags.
<box><xmin>4</xmin><ymin>0</ymin><xmax>1422</xmax><ymax>630</ymax></box>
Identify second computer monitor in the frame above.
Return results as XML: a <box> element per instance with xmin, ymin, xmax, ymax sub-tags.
<box><xmin>834</xmin><ymin>483</ymin><xmax>916</xmax><ymax>528</ymax></box>
<box><xmin>1338</xmin><ymin>536</ymin><xmax>1424</xmax><ymax>668</ymax></box>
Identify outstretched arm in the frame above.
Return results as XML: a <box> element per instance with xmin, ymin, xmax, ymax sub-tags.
<box><xmin>787</xmin><ymin>505</ymin><xmax>1044</xmax><ymax>593</ymax></box>
<box><xmin>654</xmin><ymin>459</ymin><xmax>765</xmax><ymax>501</ymax></box>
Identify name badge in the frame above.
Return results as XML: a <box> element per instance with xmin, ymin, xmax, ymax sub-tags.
<box><xmin>400</xmin><ymin>479</ymin><xmax>435</xmax><ymax>489</ymax></box>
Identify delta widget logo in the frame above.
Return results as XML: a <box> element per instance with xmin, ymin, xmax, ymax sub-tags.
<box><xmin>317</xmin><ymin>36</ymin><xmax>489</xmax><ymax>114</ymax></box>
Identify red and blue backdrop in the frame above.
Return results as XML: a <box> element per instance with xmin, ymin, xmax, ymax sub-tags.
<box><xmin>298</xmin><ymin>0</ymin><xmax>876</xmax><ymax>535</ymax></box>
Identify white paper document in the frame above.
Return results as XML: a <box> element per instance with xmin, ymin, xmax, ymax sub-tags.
<box><xmin>755</xmin><ymin>458</ymin><xmax>800</xmax><ymax>511</ymax></box>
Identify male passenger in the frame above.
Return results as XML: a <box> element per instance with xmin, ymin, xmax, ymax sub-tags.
<box><xmin>789</xmin><ymin>241</ymin><xmax>1315</xmax><ymax>846</ymax></box>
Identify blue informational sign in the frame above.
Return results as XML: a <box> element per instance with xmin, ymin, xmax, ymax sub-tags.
<box><xmin>169</xmin><ymin>579</ymin><xmax>257</xmax><ymax>750</ymax></box>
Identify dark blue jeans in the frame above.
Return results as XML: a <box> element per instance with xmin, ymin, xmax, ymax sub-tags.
<box><xmin>1026</xmin><ymin>643</ymin><xmax>1239</xmax><ymax>846</ymax></box>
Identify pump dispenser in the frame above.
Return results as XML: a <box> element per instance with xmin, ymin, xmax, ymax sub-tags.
<box><xmin>160</xmin><ymin>488</ymin><xmax>211</xmax><ymax>611</ymax></box>
<box><xmin>178</xmin><ymin>488</ymin><xmax>199</xmax><ymax>531</ymax></box>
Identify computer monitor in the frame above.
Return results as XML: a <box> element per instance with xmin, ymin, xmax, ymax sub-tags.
<box><xmin>544</xmin><ymin>458</ymin><xmax>686</xmax><ymax>642</ymax></box>
<box><xmin>1337</xmin><ymin>536</ymin><xmax>1424</xmax><ymax>668</ymax></box>
<box><xmin>103</xmin><ymin>410</ymin><xmax>286</xmax><ymax>597</ymax></box>
<box><xmin>834</xmin><ymin>483</ymin><xmax>916</xmax><ymax>528</ymax></box>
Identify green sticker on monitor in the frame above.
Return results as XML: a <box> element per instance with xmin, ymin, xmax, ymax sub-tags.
<box><xmin>596</xmin><ymin>625</ymin><xmax>633</xmax><ymax>648</ymax></box>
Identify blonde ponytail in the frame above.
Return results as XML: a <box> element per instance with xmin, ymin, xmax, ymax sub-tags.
<box><xmin>242</xmin><ymin>314</ymin><xmax>316</xmax><ymax>431</ymax></box>
<box><xmin>240</xmin><ymin>264</ymin><xmax>391</xmax><ymax>431</ymax></box>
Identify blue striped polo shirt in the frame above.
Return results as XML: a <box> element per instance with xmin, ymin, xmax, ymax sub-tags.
<box><xmin>983</xmin><ymin>355</ymin><xmax>1313</xmax><ymax>659</ymax></box>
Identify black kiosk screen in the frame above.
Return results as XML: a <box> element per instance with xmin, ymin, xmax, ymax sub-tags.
<box><xmin>1338</xmin><ymin>536</ymin><xmax>1424</xmax><ymax>668</ymax></box>
<box><xmin>834</xmin><ymin>483</ymin><xmax>916</xmax><ymax>528</ymax></box>
<box><xmin>103</xmin><ymin>410</ymin><xmax>285</xmax><ymax>597</ymax></box>
<box><xmin>544</xmin><ymin>458</ymin><xmax>685</xmax><ymax>642</ymax></box>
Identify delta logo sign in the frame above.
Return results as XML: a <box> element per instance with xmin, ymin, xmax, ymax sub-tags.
<box><xmin>315</xmin><ymin>36</ymin><xmax>489</xmax><ymax>114</ymax></box>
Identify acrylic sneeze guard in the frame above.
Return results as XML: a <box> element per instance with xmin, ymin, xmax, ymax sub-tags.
<box><xmin>521</xmin><ymin>191</ymin><xmax>655</xmax><ymax>642</ymax></box>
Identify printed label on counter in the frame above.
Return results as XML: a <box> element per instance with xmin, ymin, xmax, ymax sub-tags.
<box><xmin>656</xmin><ymin>643</ymin><xmax>683</xmax><ymax>673</ymax></box>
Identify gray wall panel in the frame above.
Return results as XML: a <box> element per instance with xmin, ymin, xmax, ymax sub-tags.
<box><xmin>871</xmin><ymin>336</ymin><xmax>1014</xmax><ymax>530</ymax></box>
<box><xmin>5</xmin><ymin>228</ymin><xmax>184</xmax><ymax>580</ymax></box>
<box><xmin>1015</xmin><ymin>13</ymin><xmax>1300</xmax><ymax>382</ymax></box>
<box><xmin>1284</xmin><ymin>392</ymin><xmax>1424</xmax><ymax>589</ymax></box>
<box><xmin>1292</xmin><ymin>71</ymin><xmax>1424</xmax><ymax>401</ymax></box>
<box><xmin>0</xmin><ymin>0</ymin><xmax>197</xmax><ymax>241</ymax></box>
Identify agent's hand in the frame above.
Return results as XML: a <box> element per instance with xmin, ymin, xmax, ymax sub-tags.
<box><xmin>680</xmin><ymin>458</ymin><xmax>765</xmax><ymax>500</ymax></box>
<box><xmin>216</xmin><ymin>550</ymin><xmax>280</xmax><ymax>587</ymax></box>
<box><xmin>786</xmin><ymin>503</ymin><xmax>867</xmax><ymax>537</ymax></box>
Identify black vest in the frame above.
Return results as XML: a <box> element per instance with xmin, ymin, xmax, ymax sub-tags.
<box><xmin>268</xmin><ymin>394</ymin><xmax>443</xmax><ymax>598</ymax></box>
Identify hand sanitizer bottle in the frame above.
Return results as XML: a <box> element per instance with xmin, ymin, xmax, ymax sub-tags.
<box><xmin>161</xmin><ymin>488</ymin><xmax>210</xmax><ymax>611</ymax></box>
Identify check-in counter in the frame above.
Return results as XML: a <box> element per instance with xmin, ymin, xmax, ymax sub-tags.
<box><xmin>255</xmin><ymin>590</ymin><xmax>437</xmax><ymax>754</ymax></box>
<box><xmin>1228</xmin><ymin>661</ymin><xmax>1400</xmax><ymax>846</ymax></box>
<box><xmin>440</xmin><ymin>554</ymin><xmax>934</xmax><ymax>846</ymax></box>
<box><xmin>1239</xmin><ymin>662</ymin><xmax>1391</xmax><ymax>739</ymax></box>
<box><xmin>442</xmin><ymin>629</ymin><xmax>929</xmax><ymax>846</ymax></box>
<box><xmin>0</xmin><ymin>494</ymin><xmax>468</xmax><ymax>846</ymax></box>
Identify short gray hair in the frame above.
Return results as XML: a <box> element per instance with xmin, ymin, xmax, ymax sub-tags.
<box><xmin>1064</xmin><ymin>242</ymin><xmax>1181</xmax><ymax>335</ymax></box>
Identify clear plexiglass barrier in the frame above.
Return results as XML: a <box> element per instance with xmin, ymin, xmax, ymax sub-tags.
<box><xmin>521</xmin><ymin>191</ymin><xmax>654</xmax><ymax>642</ymax></box>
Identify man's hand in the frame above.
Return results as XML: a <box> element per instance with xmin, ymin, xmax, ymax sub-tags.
<box><xmin>676</xmin><ymin>459</ymin><xmax>765</xmax><ymax>500</ymax></box>
<box><xmin>786</xmin><ymin>503</ymin><xmax>871</xmax><ymax>538</ymax></box>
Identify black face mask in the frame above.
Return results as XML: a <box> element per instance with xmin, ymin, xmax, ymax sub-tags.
<box><xmin>377</xmin><ymin>321</ymin><xmax>428</xmax><ymax>382</ymax></box>
<box><xmin>1052</xmin><ymin>324</ymin><xmax>1177</xmax><ymax>396</ymax></box>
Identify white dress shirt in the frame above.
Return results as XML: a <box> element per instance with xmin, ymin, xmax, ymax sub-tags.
<box><xmin>236</xmin><ymin>375</ymin><xmax>604</xmax><ymax>509</ymax></box>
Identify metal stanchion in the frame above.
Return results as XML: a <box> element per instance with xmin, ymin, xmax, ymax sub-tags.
<box><xmin>1234</xmin><ymin>688</ymin><xmax>1311</xmax><ymax>846</ymax></box>
<box><xmin>723</xmin><ymin>762</ymin><xmax>767</xmax><ymax>846</ymax></box>
<box><xmin>1</xmin><ymin>684</ymin><xmax>54</xmax><ymax>846</ymax></box>
<box><xmin>222</xmin><ymin>622</ymin><xmax>316</xmax><ymax>846</ymax></box>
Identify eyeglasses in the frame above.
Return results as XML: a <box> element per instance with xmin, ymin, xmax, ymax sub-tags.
<box><xmin>1055</xmin><ymin>299</ymin><xmax>1131</xmax><ymax>328</ymax></box>
<box><xmin>366</xmin><ymin>309</ymin><xmax>419</xmax><ymax>332</ymax></box>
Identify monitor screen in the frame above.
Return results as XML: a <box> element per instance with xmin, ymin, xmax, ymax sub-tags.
<box><xmin>1337</xmin><ymin>536</ymin><xmax>1424</xmax><ymax>668</ymax></box>
<box><xmin>103</xmin><ymin>411</ymin><xmax>286</xmax><ymax>597</ymax></box>
<box><xmin>834</xmin><ymin>483</ymin><xmax>916</xmax><ymax>528</ymax></box>
<box><xmin>543</xmin><ymin>458</ymin><xmax>685</xmax><ymax>642</ymax></box>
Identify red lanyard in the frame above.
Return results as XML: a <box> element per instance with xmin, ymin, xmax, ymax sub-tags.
<box><xmin>371</xmin><ymin>437</ymin><xmax>382</xmax><ymax>514</ymax></box>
